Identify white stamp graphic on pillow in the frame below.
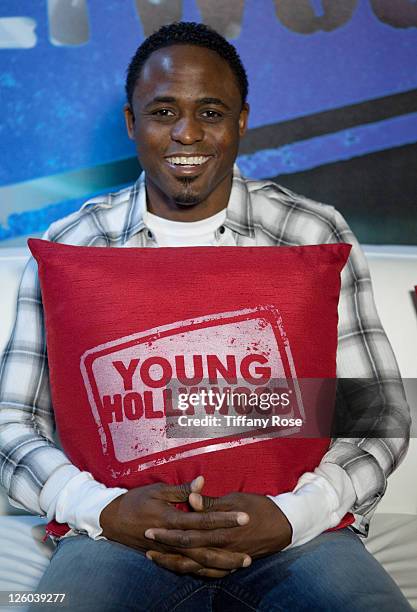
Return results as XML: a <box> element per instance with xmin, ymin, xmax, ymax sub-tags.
<box><xmin>80</xmin><ymin>306</ymin><xmax>305</xmax><ymax>475</ymax></box>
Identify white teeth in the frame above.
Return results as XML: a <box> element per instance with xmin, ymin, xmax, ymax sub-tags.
<box><xmin>167</xmin><ymin>156</ymin><xmax>210</xmax><ymax>165</ymax></box>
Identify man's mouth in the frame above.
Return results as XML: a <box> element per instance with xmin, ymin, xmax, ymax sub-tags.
<box><xmin>164</xmin><ymin>155</ymin><xmax>213</xmax><ymax>178</ymax></box>
<box><xmin>165</xmin><ymin>155</ymin><xmax>211</xmax><ymax>167</ymax></box>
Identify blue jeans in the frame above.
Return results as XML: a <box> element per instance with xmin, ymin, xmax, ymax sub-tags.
<box><xmin>31</xmin><ymin>527</ymin><xmax>412</xmax><ymax>611</ymax></box>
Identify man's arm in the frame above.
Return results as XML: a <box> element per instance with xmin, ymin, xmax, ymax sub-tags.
<box><xmin>269</xmin><ymin>209</ymin><xmax>410</xmax><ymax>545</ymax></box>
<box><xmin>0</xmin><ymin>241</ymin><xmax>249</xmax><ymax>577</ymax></box>
<box><xmin>319</xmin><ymin>208</ymin><xmax>411</xmax><ymax>534</ymax></box>
<box><xmin>268</xmin><ymin>209</ymin><xmax>410</xmax><ymax>546</ymax></box>
<box><xmin>0</xmin><ymin>245</ymin><xmax>130</xmax><ymax>519</ymax></box>
<box><xmin>0</xmin><ymin>252</ymin><xmax>74</xmax><ymax>514</ymax></box>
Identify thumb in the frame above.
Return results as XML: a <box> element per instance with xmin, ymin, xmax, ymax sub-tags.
<box><xmin>189</xmin><ymin>491</ymin><xmax>224</xmax><ymax>512</ymax></box>
<box><xmin>159</xmin><ymin>475</ymin><xmax>205</xmax><ymax>503</ymax></box>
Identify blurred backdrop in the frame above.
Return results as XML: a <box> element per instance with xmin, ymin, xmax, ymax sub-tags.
<box><xmin>0</xmin><ymin>0</ymin><xmax>416</xmax><ymax>246</ymax></box>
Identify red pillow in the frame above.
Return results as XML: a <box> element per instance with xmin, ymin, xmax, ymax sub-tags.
<box><xmin>28</xmin><ymin>239</ymin><xmax>353</xmax><ymax>533</ymax></box>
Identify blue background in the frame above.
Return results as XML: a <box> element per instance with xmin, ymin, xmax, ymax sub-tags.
<box><xmin>1</xmin><ymin>0</ymin><xmax>416</xmax><ymax>243</ymax></box>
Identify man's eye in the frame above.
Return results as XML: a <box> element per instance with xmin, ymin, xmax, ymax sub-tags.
<box><xmin>152</xmin><ymin>109</ymin><xmax>175</xmax><ymax>117</ymax></box>
<box><xmin>201</xmin><ymin>110</ymin><xmax>223</xmax><ymax>120</ymax></box>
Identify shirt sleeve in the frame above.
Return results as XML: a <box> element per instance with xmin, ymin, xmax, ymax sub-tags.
<box><xmin>319</xmin><ymin>208</ymin><xmax>411</xmax><ymax>537</ymax></box>
<box><xmin>0</xmin><ymin>232</ymin><xmax>127</xmax><ymax>532</ymax></box>
<box><xmin>0</xmin><ymin>238</ymin><xmax>72</xmax><ymax>514</ymax></box>
<box><xmin>269</xmin><ymin>209</ymin><xmax>410</xmax><ymax>546</ymax></box>
<box><xmin>268</xmin><ymin>462</ymin><xmax>356</xmax><ymax>549</ymax></box>
<box><xmin>40</xmin><ymin>465</ymin><xmax>127</xmax><ymax>539</ymax></box>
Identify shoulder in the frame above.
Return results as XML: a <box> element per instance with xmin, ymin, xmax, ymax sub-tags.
<box><xmin>244</xmin><ymin>176</ymin><xmax>371</xmax><ymax>284</ymax></box>
<box><xmin>247</xmin><ymin>177</ymin><xmax>336</xmax><ymax>220</ymax></box>
<box><xmin>244</xmin><ymin>176</ymin><xmax>343</xmax><ymax>245</ymax></box>
<box><xmin>45</xmin><ymin>183</ymin><xmax>136</xmax><ymax>246</ymax></box>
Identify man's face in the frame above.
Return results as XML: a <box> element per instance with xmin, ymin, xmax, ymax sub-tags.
<box><xmin>124</xmin><ymin>44</ymin><xmax>249</xmax><ymax>219</ymax></box>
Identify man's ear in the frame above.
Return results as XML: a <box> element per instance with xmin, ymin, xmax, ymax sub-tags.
<box><xmin>124</xmin><ymin>104</ymin><xmax>135</xmax><ymax>140</ymax></box>
<box><xmin>239</xmin><ymin>102</ymin><xmax>249</xmax><ymax>137</ymax></box>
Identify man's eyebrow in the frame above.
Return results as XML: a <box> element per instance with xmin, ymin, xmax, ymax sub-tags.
<box><xmin>143</xmin><ymin>96</ymin><xmax>176</xmax><ymax>109</ymax></box>
<box><xmin>143</xmin><ymin>96</ymin><xmax>231</xmax><ymax>110</ymax></box>
<box><xmin>197</xmin><ymin>97</ymin><xmax>231</xmax><ymax>110</ymax></box>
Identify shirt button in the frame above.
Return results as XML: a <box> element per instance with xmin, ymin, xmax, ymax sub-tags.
<box><xmin>219</xmin><ymin>226</ymin><xmax>225</xmax><ymax>235</ymax></box>
<box><xmin>147</xmin><ymin>230</ymin><xmax>153</xmax><ymax>239</ymax></box>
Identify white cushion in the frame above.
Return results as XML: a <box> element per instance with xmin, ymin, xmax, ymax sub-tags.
<box><xmin>0</xmin><ymin>516</ymin><xmax>51</xmax><ymax>611</ymax></box>
<box><xmin>365</xmin><ymin>513</ymin><xmax>417</xmax><ymax>609</ymax></box>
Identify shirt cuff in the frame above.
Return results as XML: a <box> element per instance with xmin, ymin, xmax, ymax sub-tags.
<box><xmin>268</xmin><ymin>463</ymin><xmax>356</xmax><ymax>550</ymax></box>
<box><xmin>40</xmin><ymin>465</ymin><xmax>127</xmax><ymax>540</ymax></box>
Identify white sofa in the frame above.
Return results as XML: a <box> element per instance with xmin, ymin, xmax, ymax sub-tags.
<box><xmin>0</xmin><ymin>245</ymin><xmax>416</xmax><ymax>610</ymax></box>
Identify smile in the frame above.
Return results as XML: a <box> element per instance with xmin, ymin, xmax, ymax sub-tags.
<box><xmin>165</xmin><ymin>156</ymin><xmax>211</xmax><ymax>166</ymax></box>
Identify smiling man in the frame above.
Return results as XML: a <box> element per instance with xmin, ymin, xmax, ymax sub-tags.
<box><xmin>0</xmin><ymin>22</ymin><xmax>412</xmax><ymax>612</ymax></box>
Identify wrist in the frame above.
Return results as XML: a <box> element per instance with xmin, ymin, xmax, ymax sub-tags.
<box><xmin>267</xmin><ymin>497</ymin><xmax>293</xmax><ymax>551</ymax></box>
<box><xmin>52</xmin><ymin>473</ymin><xmax>128</xmax><ymax>540</ymax></box>
<box><xmin>100</xmin><ymin>491</ymin><xmax>126</xmax><ymax>539</ymax></box>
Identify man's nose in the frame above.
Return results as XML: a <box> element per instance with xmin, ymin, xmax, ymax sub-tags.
<box><xmin>171</xmin><ymin>115</ymin><xmax>203</xmax><ymax>144</ymax></box>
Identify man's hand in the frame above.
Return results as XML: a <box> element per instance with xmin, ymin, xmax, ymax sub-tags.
<box><xmin>100</xmin><ymin>477</ymin><xmax>251</xmax><ymax>577</ymax></box>
<box><xmin>144</xmin><ymin>481</ymin><xmax>293</xmax><ymax>563</ymax></box>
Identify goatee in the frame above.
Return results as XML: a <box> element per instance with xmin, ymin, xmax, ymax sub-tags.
<box><xmin>173</xmin><ymin>177</ymin><xmax>200</xmax><ymax>205</ymax></box>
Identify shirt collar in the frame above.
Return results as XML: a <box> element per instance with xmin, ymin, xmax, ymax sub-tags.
<box><xmin>119</xmin><ymin>174</ymin><xmax>147</xmax><ymax>245</ymax></box>
<box><xmin>123</xmin><ymin>164</ymin><xmax>254</xmax><ymax>244</ymax></box>
<box><xmin>223</xmin><ymin>165</ymin><xmax>254</xmax><ymax>238</ymax></box>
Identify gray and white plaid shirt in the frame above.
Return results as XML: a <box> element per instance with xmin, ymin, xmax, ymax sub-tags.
<box><xmin>0</xmin><ymin>166</ymin><xmax>411</xmax><ymax>537</ymax></box>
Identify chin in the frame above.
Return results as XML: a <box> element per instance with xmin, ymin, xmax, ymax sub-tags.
<box><xmin>171</xmin><ymin>178</ymin><xmax>203</xmax><ymax>205</ymax></box>
<box><xmin>173</xmin><ymin>195</ymin><xmax>201</xmax><ymax>206</ymax></box>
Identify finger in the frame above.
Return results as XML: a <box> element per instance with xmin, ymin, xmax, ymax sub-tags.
<box><xmin>178</xmin><ymin>547</ymin><xmax>252</xmax><ymax>571</ymax></box>
<box><xmin>145</xmin><ymin>527</ymin><xmax>232</xmax><ymax>549</ymax></box>
<box><xmin>145</xmin><ymin>529</ymin><xmax>252</xmax><ymax>569</ymax></box>
<box><xmin>158</xmin><ymin>476</ymin><xmax>205</xmax><ymax>503</ymax></box>
<box><xmin>190</xmin><ymin>475</ymin><xmax>205</xmax><ymax>493</ymax></box>
<box><xmin>196</xmin><ymin>568</ymin><xmax>233</xmax><ymax>578</ymax></box>
<box><xmin>146</xmin><ymin>551</ymin><xmax>232</xmax><ymax>578</ymax></box>
<box><xmin>189</xmin><ymin>491</ymin><xmax>205</xmax><ymax>511</ymax></box>
<box><xmin>189</xmin><ymin>492</ymin><xmax>232</xmax><ymax>512</ymax></box>
<box><xmin>146</xmin><ymin>550</ymin><xmax>203</xmax><ymax>574</ymax></box>
<box><xmin>164</xmin><ymin>509</ymin><xmax>249</xmax><ymax>530</ymax></box>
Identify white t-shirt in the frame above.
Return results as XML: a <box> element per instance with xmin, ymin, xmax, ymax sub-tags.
<box><xmin>143</xmin><ymin>208</ymin><xmax>227</xmax><ymax>247</ymax></box>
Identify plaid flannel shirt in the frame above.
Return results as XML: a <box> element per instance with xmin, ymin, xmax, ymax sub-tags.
<box><xmin>0</xmin><ymin>166</ymin><xmax>411</xmax><ymax>537</ymax></box>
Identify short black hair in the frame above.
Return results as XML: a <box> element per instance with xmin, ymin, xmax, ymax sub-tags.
<box><xmin>125</xmin><ymin>22</ymin><xmax>248</xmax><ymax>108</ymax></box>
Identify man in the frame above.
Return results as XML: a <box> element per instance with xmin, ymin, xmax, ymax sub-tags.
<box><xmin>0</xmin><ymin>22</ymin><xmax>412</xmax><ymax>611</ymax></box>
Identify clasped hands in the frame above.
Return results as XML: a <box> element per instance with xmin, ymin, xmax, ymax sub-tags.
<box><xmin>100</xmin><ymin>476</ymin><xmax>293</xmax><ymax>578</ymax></box>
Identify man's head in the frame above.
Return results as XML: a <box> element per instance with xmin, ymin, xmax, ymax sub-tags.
<box><xmin>124</xmin><ymin>22</ymin><xmax>249</xmax><ymax>221</ymax></box>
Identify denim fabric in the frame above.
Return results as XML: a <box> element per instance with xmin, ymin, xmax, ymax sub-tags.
<box><xmin>30</xmin><ymin>527</ymin><xmax>412</xmax><ymax>611</ymax></box>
